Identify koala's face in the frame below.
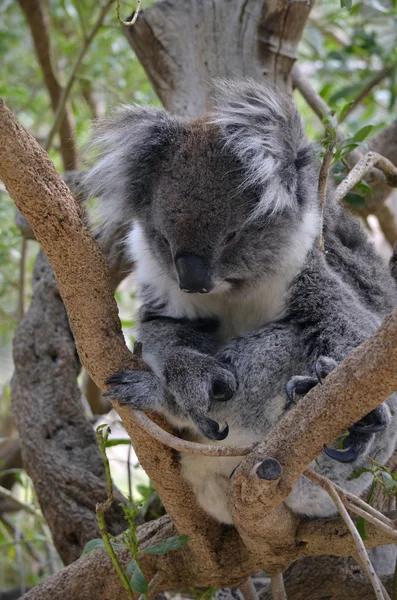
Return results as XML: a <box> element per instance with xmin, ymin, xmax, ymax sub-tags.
<box><xmin>141</xmin><ymin>122</ymin><xmax>301</xmax><ymax>294</ymax></box>
<box><xmin>85</xmin><ymin>80</ymin><xmax>320</xmax><ymax>295</ymax></box>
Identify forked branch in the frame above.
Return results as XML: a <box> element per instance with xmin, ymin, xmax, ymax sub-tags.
<box><xmin>335</xmin><ymin>152</ymin><xmax>397</xmax><ymax>203</ymax></box>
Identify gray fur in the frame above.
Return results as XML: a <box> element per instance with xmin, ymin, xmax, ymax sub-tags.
<box><xmin>85</xmin><ymin>80</ymin><xmax>397</xmax><ymax>523</ymax></box>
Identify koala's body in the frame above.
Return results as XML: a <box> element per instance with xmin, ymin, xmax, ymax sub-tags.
<box><xmin>85</xmin><ymin>80</ymin><xmax>397</xmax><ymax>524</ymax></box>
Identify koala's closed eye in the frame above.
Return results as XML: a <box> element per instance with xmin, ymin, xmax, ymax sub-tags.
<box><xmin>221</xmin><ymin>231</ymin><xmax>238</xmax><ymax>247</ymax></box>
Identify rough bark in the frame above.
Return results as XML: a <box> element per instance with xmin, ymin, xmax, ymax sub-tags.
<box><xmin>11</xmin><ymin>250</ymin><xmax>127</xmax><ymax>564</ymax></box>
<box><xmin>261</xmin><ymin>556</ymin><xmax>394</xmax><ymax>600</ymax></box>
<box><xmin>4</xmin><ymin>1</ymin><xmax>397</xmax><ymax>596</ymax></box>
<box><xmin>16</xmin><ymin>510</ymin><xmax>397</xmax><ymax>600</ymax></box>
<box><xmin>2</xmin><ymin>97</ymin><xmax>397</xmax><ymax>597</ymax></box>
<box><xmin>19</xmin><ymin>0</ymin><xmax>77</xmax><ymax>170</ymax></box>
<box><xmin>125</xmin><ymin>0</ymin><xmax>313</xmax><ymax>115</ymax></box>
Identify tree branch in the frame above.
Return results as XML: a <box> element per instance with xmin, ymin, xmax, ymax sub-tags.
<box><xmin>335</xmin><ymin>152</ymin><xmax>397</xmax><ymax>203</ymax></box>
<box><xmin>19</xmin><ymin>0</ymin><xmax>77</xmax><ymax>170</ymax></box>
<box><xmin>3</xmin><ymin>96</ymin><xmax>397</xmax><ymax>592</ymax></box>
<box><xmin>45</xmin><ymin>0</ymin><xmax>115</xmax><ymax>153</ymax></box>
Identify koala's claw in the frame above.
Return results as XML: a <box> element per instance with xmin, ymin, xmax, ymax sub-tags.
<box><xmin>192</xmin><ymin>412</ymin><xmax>229</xmax><ymax>441</ymax></box>
<box><xmin>314</xmin><ymin>356</ymin><xmax>338</xmax><ymax>384</ymax></box>
<box><xmin>286</xmin><ymin>355</ymin><xmax>338</xmax><ymax>404</ymax></box>
<box><xmin>104</xmin><ymin>370</ymin><xmax>159</xmax><ymax>410</ymax></box>
<box><xmin>323</xmin><ymin>444</ymin><xmax>358</xmax><ymax>463</ymax></box>
<box><xmin>286</xmin><ymin>375</ymin><xmax>318</xmax><ymax>404</ymax></box>
<box><xmin>350</xmin><ymin>409</ymin><xmax>387</xmax><ymax>434</ymax></box>
<box><xmin>324</xmin><ymin>408</ymin><xmax>388</xmax><ymax>463</ymax></box>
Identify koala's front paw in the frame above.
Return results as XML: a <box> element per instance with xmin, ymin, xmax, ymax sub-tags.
<box><xmin>162</xmin><ymin>351</ymin><xmax>237</xmax><ymax>440</ymax></box>
<box><xmin>104</xmin><ymin>370</ymin><xmax>162</xmax><ymax>410</ymax></box>
<box><xmin>164</xmin><ymin>351</ymin><xmax>238</xmax><ymax>412</ymax></box>
<box><xmin>286</xmin><ymin>356</ymin><xmax>388</xmax><ymax>463</ymax></box>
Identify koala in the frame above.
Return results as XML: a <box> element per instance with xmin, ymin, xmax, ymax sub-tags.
<box><xmin>84</xmin><ymin>80</ymin><xmax>397</xmax><ymax>524</ymax></box>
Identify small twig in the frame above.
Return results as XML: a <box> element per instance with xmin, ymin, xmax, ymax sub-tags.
<box><xmin>305</xmin><ymin>469</ymin><xmax>385</xmax><ymax>600</ymax></box>
<box><xmin>270</xmin><ymin>573</ymin><xmax>287</xmax><ymax>600</ymax></box>
<box><xmin>335</xmin><ymin>151</ymin><xmax>397</xmax><ymax>203</ymax></box>
<box><xmin>317</xmin><ymin>133</ymin><xmax>336</xmax><ymax>251</ymax></box>
<box><xmin>354</xmin><ymin>554</ymin><xmax>392</xmax><ymax>600</ymax></box>
<box><xmin>17</xmin><ymin>238</ymin><xmax>27</xmax><ymax>322</ymax></box>
<box><xmin>117</xmin><ymin>0</ymin><xmax>141</xmax><ymax>26</ymax></box>
<box><xmin>241</xmin><ymin>577</ymin><xmax>260</xmax><ymax>600</ymax></box>
<box><xmin>339</xmin><ymin>65</ymin><xmax>395</xmax><ymax>124</ymax></box>
<box><xmin>45</xmin><ymin>0</ymin><xmax>114</xmax><ymax>153</ymax></box>
<box><xmin>0</xmin><ymin>485</ymin><xmax>42</xmax><ymax>518</ymax></box>
<box><xmin>325</xmin><ymin>478</ymin><xmax>396</xmax><ymax>529</ymax></box>
<box><xmin>127</xmin><ymin>442</ymin><xmax>133</xmax><ymax>501</ymax></box>
<box><xmin>137</xmin><ymin>571</ymin><xmax>161</xmax><ymax>600</ymax></box>
<box><xmin>344</xmin><ymin>499</ymin><xmax>397</xmax><ymax>540</ymax></box>
<box><xmin>96</xmin><ymin>426</ymin><xmax>133</xmax><ymax>599</ymax></box>
<box><xmin>130</xmin><ymin>410</ymin><xmax>258</xmax><ymax>456</ymax></box>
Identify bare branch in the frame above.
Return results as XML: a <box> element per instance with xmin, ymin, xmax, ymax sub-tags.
<box><xmin>131</xmin><ymin>411</ymin><xmax>258</xmax><ymax>457</ymax></box>
<box><xmin>317</xmin><ymin>134</ymin><xmax>336</xmax><ymax>251</ymax></box>
<box><xmin>335</xmin><ymin>152</ymin><xmax>397</xmax><ymax>203</ymax></box>
<box><xmin>305</xmin><ymin>469</ymin><xmax>384</xmax><ymax>600</ymax></box>
<box><xmin>19</xmin><ymin>0</ymin><xmax>77</xmax><ymax>170</ymax></box>
<box><xmin>338</xmin><ymin>65</ymin><xmax>395</xmax><ymax>124</ymax></box>
<box><xmin>45</xmin><ymin>0</ymin><xmax>114</xmax><ymax>152</ymax></box>
<box><xmin>270</xmin><ymin>574</ymin><xmax>287</xmax><ymax>600</ymax></box>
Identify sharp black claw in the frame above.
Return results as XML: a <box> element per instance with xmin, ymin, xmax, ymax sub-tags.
<box><xmin>106</xmin><ymin>373</ymin><xmax>125</xmax><ymax>386</ymax></box>
<box><xmin>214</xmin><ymin>422</ymin><xmax>229</xmax><ymax>440</ymax></box>
<box><xmin>315</xmin><ymin>362</ymin><xmax>323</xmax><ymax>385</ymax></box>
<box><xmin>350</xmin><ymin>422</ymin><xmax>386</xmax><ymax>433</ymax></box>
<box><xmin>285</xmin><ymin>381</ymin><xmax>296</xmax><ymax>404</ymax></box>
<box><xmin>192</xmin><ymin>413</ymin><xmax>229</xmax><ymax>441</ymax></box>
<box><xmin>323</xmin><ymin>444</ymin><xmax>358</xmax><ymax>463</ymax></box>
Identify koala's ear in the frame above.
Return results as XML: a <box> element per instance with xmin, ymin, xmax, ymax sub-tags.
<box><xmin>211</xmin><ymin>79</ymin><xmax>317</xmax><ymax>216</ymax></box>
<box><xmin>83</xmin><ymin>105</ymin><xmax>183</xmax><ymax>230</ymax></box>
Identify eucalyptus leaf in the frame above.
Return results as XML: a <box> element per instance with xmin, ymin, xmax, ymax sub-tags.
<box><xmin>127</xmin><ymin>559</ymin><xmax>148</xmax><ymax>594</ymax></box>
<box><xmin>81</xmin><ymin>538</ymin><xmax>106</xmax><ymax>555</ymax></box>
<box><xmin>141</xmin><ymin>535</ymin><xmax>189</xmax><ymax>555</ymax></box>
<box><xmin>352</xmin><ymin>125</ymin><xmax>374</xmax><ymax>142</ymax></box>
<box><xmin>344</xmin><ymin>192</ymin><xmax>366</xmax><ymax>207</ymax></box>
<box><xmin>356</xmin><ymin>516</ymin><xmax>369</xmax><ymax>540</ymax></box>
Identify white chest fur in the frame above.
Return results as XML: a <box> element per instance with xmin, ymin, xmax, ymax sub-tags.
<box><xmin>127</xmin><ymin>217</ymin><xmax>316</xmax><ymax>343</ymax></box>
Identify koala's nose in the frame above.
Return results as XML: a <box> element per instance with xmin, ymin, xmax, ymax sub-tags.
<box><xmin>174</xmin><ymin>253</ymin><xmax>213</xmax><ymax>294</ymax></box>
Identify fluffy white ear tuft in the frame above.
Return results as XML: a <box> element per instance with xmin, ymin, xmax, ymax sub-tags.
<box><xmin>211</xmin><ymin>79</ymin><xmax>316</xmax><ymax>217</ymax></box>
<box><xmin>82</xmin><ymin>105</ymin><xmax>182</xmax><ymax>232</ymax></box>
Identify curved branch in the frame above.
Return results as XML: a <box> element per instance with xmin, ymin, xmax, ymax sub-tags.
<box><xmin>335</xmin><ymin>152</ymin><xmax>397</xmax><ymax>202</ymax></box>
<box><xmin>19</xmin><ymin>0</ymin><xmax>77</xmax><ymax>170</ymax></box>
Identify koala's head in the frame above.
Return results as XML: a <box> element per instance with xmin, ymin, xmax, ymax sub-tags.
<box><xmin>84</xmin><ymin>80</ymin><xmax>320</xmax><ymax>295</ymax></box>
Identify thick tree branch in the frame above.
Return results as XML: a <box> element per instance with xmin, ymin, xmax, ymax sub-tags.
<box><xmin>3</xmin><ymin>99</ymin><xmax>397</xmax><ymax>594</ymax></box>
<box><xmin>125</xmin><ymin>0</ymin><xmax>314</xmax><ymax>115</ymax></box>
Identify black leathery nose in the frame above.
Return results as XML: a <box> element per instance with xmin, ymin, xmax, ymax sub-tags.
<box><xmin>175</xmin><ymin>253</ymin><xmax>213</xmax><ymax>294</ymax></box>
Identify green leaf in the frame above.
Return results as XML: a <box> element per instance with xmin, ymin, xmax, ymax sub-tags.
<box><xmin>356</xmin><ymin>516</ymin><xmax>369</xmax><ymax>540</ymax></box>
<box><xmin>348</xmin><ymin>467</ymin><xmax>373</xmax><ymax>480</ymax></box>
<box><xmin>344</xmin><ymin>192</ymin><xmax>366</xmax><ymax>207</ymax></box>
<box><xmin>354</xmin><ymin>180</ymin><xmax>373</xmax><ymax>195</ymax></box>
<box><xmin>338</xmin><ymin>100</ymin><xmax>355</xmax><ymax>122</ymax></box>
<box><xmin>381</xmin><ymin>471</ymin><xmax>396</xmax><ymax>493</ymax></box>
<box><xmin>81</xmin><ymin>538</ymin><xmax>106</xmax><ymax>555</ymax></box>
<box><xmin>141</xmin><ymin>535</ymin><xmax>189</xmax><ymax>555</ymax></box>
<box><xmin>105</xmin><ymin>438</ymin><xmax>131</xmax><ymax>447</ymax></box>
<box><xmin>353</xmin><ymin>125</ymin><xmax>374</xmax><ymax>142</ymax></box>
<box><xmin>340</xmin><ymin>0</ymin><xmax>353</xmax><ymax>11</ymax></box>
<box><xmin>126</xmin><ymin>560</ymin><xmax>148</xmax><ymax>594</ymax></box>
